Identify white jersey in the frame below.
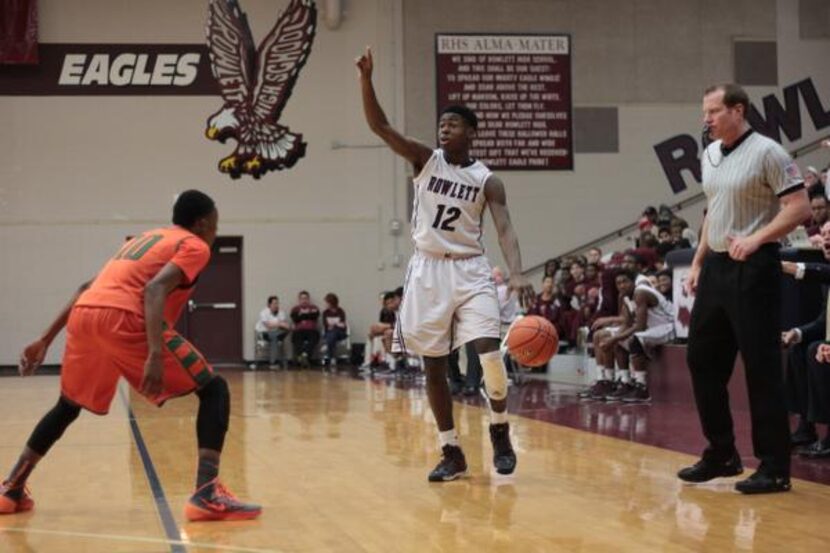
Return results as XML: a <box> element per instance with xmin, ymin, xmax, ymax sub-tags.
<box><xmin>615</xmin><ymin>278</ymin><xmax>675</xmax><ymax>355</ymax></box>
<box><xmin>411</xmin><ymin>149</ymin><xmax>492</xmax><ymax>257</ymax></box>
<box><xmin>255</xmin><ymin>307</ymin><xmax>288</xmax><ymax>333</ymax></box>
<box><xmin>634</xmin><ymin>282</ymin><xmax>675</xmax><ymax>329</ymax></box>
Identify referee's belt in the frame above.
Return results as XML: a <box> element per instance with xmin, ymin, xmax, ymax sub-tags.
<box><xmin>710</xmin><ymin>242</ymin><xmax>781</xmax><ymax>258</ymax></box>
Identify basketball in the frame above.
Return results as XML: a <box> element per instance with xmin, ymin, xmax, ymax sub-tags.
<box><xmin>506</xmin><ymin>315</ymin><xmax>559</xmax><ymax>367</ymax></box>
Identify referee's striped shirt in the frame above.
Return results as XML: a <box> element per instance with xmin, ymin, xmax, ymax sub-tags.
<box><xmin>702</xmin><ymin>129</ymin><xmax>804</xmax><ymax>253</ymax></box>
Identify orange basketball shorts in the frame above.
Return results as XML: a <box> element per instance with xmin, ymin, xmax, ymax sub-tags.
<box><xmin>61</xmin><ymin>306</ymin><xmax>213</xmax><ymax>414</ymax></box>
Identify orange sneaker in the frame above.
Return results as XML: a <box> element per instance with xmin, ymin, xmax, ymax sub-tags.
<box><xmin>0</xmin><ymin>482</ymin><xmax>34</xmax><ymax>515</ymax></box>
<box><xmin>184</xmin><ymin>480</ymin><xmax>261</xmax><ymax>522</ymax></box>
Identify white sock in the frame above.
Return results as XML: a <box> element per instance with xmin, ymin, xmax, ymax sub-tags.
<box><xmin>602</xmin><ymin>368</ymin><xmax>614</xmax><ymax>381</ymax></box>
<box><xmin>439</xmin><ymin>429</ymin><xmax>459</xmax><ymax>447</ymax></box>
<box><xmin>615</xmin><ymin>369</ymin><xmax>630</xmax><ymax>383</ymax></box>
<box><xmin>633</xmin><ymin>370</ymin><xmax>647</xmax><ymax>385</ymax></box>
<box><xmin>490</xmin><ymin>410</ymin><xmax>508</xmax><ymax>425</ymax></box>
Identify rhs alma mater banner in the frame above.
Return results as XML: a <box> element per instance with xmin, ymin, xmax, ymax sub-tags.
<box><xmin>436</xmin><ymin>33</ymin><xmax>573</xmax><ymax>171</ymax></box>
<box><xmin>0</xmin><ymin>0</ymin><xmax>38</xmax><ymax>64</ymax></box>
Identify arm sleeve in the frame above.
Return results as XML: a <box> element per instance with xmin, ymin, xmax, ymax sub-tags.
<box><xmin>258</xmin><ymin>309</ymin><xmax>269</xmax><ymax>326</ymax></box>
<box><xmin>171</xmin><ymin>238</ymin><xmax>210</xmax><ymax>285</ymax></box>
<box><xmin>800</xmin><ymin>300</ymin><xmax>827</xmax><ymax>344</ymax></box>
<box><xmin>802</xmin><ymin>263</ymin><xmax>830</xmax><ymax>284</ymax></box>
<box><xmin>764</xmin><ymin>143</ymin><xmax>804</xmax><ymax>196</ymax></box>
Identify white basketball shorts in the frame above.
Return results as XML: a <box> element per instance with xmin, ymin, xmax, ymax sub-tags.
<box><xmin>395</xmin><ymin>251</ymin><xmax>500</xmax><ymax>357</ymax></box>
<box><xmin>618</xmin><ymin>322</ymin><xmax>674</xmax><ymax>357</ymax></box>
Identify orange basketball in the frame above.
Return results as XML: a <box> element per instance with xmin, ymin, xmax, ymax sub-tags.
<box><xmin>506</xmin><ymin>315</ymin><xmax>559</xmax><ymax>367</ymax></box>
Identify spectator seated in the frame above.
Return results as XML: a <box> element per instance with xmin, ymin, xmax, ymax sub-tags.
<box><xmin>363</xmin><ymin>290</ymin><xmax>400</xmax><ymax>371</ymax></box>
<box><xmin>290</xmin><ymin>290</ymin><xmax>321</xmax><ymax>368</ymax></box>
<box><xmin>253</xmin><ymin>295</ymin><xmax>291</xmax><ymax>369</ymax></box>
<box><xmin>320</xmin><ymin>292</ymin><xmax>350</xmax><ymax>370</ymax></box>
<box><xmin>320</xmin><ymin>324</ymin><xmax>352</xmax><ymax>366</ymax></box>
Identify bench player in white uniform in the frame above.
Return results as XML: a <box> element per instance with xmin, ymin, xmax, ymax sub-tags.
<box><xmin>356</xmin><ymin>47</ymin><xmax>535</xmax><ymax>481</ymax></box>
<box><xmin>603</xmin><ymin>274</ymin><xmax>675</xmax><ymax>403</ymax></box>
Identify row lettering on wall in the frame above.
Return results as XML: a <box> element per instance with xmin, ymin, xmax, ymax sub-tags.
<box><xmin>654</xmin><ymin>78</ymin><xmax>830</xmax><ymax>193</ymax></box>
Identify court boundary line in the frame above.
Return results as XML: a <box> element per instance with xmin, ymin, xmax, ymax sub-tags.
<box><xmin>0</xmin><ymin>527</ymin><xmax>279</xmax><ymax>553</ymax></box>
<box><xmin>119</xmin><ymin>387</ymin><xmax>185</xmax><ymax>553</ymax></box>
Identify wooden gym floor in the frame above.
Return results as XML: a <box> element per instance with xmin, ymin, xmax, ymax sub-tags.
<box><xmin>0</xmin><ymin>369</ymin><xmax>827</xmax><ymax>552</ymax></box>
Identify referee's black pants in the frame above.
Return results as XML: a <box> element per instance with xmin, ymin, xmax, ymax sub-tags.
<box><xmin>687</xmin><ymin>244</ymin><xmax>790</xmax><ymax>475</ymax></box>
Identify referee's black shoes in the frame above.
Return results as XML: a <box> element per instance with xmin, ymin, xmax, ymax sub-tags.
<box><xmin>734</xmin><ymin>471</ymin><xmax>791</xmax><ymax>494</ymax></box>
<box><xmin>677</xmin><ymin>452</ymin><xmax>743</xmax><ymax>483</ymax></box>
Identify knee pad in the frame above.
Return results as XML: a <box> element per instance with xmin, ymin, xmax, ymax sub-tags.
<box><xmin>480</xmin><ymin>350</ymin><xmax>508</xmax><ymax>401</ymax></box>
<box><xmin>27</xmin><ymin>397</ymin><xmax>81</xmax><ymax>456</ymax></box>
<box><xmin>196</xmin><ymin>376</ymin><xmax>230</xmax><ymax>451</ymax></box>
<box><xmin>57</xmin><ymin>396</ymin><xmax>82</xmax><ymax>418</ymax></box>
<box><xmin>197</xmin><ymin>374</ymin><xmax>229</xmax><ymax>401</ymax></box>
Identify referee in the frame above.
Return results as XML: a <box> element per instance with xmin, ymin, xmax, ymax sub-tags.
<box><xmin>678</xmin><ymin>84</ymin><xmax>810</xmax><ymax>494</ymax></box>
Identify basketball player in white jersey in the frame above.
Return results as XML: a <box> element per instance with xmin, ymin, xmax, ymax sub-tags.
<box><xmin>356</xmin><ymin>47</ymin><xmax>535</xmax><ymax>481</ymax></box>
<box><xmin>600</xmin><ymin>274</ymin><xmax>675</xmax><ymax>403</ymax></box>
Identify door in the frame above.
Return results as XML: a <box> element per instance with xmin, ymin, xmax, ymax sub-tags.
<box><xmin>177</xmin><ymin>236</ymin><xmax>244</xmax><ymax>365</ymax></box>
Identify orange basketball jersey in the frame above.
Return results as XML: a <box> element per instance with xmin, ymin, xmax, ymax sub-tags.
<box><xmin>76</xmin><ymin>226</ymin><xmax>211</xmax><ymax>325</ymax></box>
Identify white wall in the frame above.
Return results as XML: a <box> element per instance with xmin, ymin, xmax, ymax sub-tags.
<box><xmin>777</xmin><ymin>0</ymin><xmax>830</xmax><ymax>150</ymax></box>
<box><xmin>0</xmin><ymin>0</ymin><xmax>827</xmax><ymax>364</ymax></box>
<box><xmin>0</xmin><ymin>0</ymin><xmax>405</xmax><ymax>363</ymax></box>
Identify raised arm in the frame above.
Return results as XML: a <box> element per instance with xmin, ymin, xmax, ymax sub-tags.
<box><xmin>19</xmin><ymin>278</ymin><xmax>94</xmax><ymax>376</ymax></box>
<box><xmin>485</xmin><ymin>175</ymin><xmax>535</xmax><ymax>309</ymax></box>
<box><xmin>355</xmin><ymin>47</ymin><xmax>432</xmax><ymax>170</ymax></box>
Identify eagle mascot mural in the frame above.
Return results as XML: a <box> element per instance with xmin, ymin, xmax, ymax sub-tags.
<box><xmin>205</xmin><ymin>0</ymin><xmax>317</xmax><ymax>179</ymax></box>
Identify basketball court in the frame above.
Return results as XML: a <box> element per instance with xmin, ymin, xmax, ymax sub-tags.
<box><xmin>1</xmin><ymin>0</ymin><xmax>829</xmax><ymax>551</ymax></box>
<box><xmin>1</xmin><ymin>369</ymin><xmax>827</xmax><ymax>552</ymax></box>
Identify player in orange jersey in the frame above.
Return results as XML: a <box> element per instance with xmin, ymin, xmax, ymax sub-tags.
<box><xmin>0</xmin><ymin>190</ymin><xmax>260</xmax><ymax>522</ymax></box>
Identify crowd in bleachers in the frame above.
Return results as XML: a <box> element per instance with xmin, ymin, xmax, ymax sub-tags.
<box><xmin>780</xmin><ymin>147</ymin><xmax>830</xmax><ymax>458</ymax></box>
<box><xmin>521</xmin><ymin>204</ymin><xmax>690</xmax><ymax>404</ymax></box>
<box><xmin>535</xmin><ymin>150</ymin><xmax>830</xmax><ymax>405</ymax></box>
<box><xmin>530</xmin><ymin>203</ymin><xmax>690</xmax><ymax>355</ymax></box>
<box><xmin>568</xmin><ymin>151</ymin><xmax>830</xmax><ymax>459</ymax></box>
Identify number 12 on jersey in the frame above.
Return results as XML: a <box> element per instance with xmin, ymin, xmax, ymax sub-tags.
<box><xmin>431</xmin><ymin>203</ymin><xmax>461</xmax><ymax>232</ymax></box>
